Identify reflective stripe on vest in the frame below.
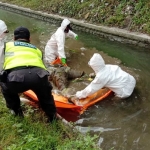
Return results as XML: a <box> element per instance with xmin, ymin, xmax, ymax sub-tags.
<box><xmin>3</xmin><ymin>41</ymin><xmax>46</xmax><ymax>70</ymax></box>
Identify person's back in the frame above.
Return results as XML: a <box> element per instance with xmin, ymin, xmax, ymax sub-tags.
<box><xmin>45</xmin><ymin>27</ymin><xmax>64</xmax><ymax>63</ymax></box>
<box><xmin>48</xmin><ymin>27</ymin><xmax>64</xmax><ymax>47</ymax></box>
<box><xmin>4</xmin><ymin>41</ymin><xmax>46</xmax><ymax>70</ymax></box>
<box><xmin>97</xmin><ymin>64</ymin><xmax>136</xmax><ymax>98</ymax></box>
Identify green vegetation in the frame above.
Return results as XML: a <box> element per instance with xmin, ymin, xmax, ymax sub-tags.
<box><xmin>1</xmin><ymin>0</ymin><xmax>150</xmax><ymax>34</ymax></box>
<box><xmin>0</xmin><ymin>93</ymin><xmax>100</xmax><ymax>150</ymax></box>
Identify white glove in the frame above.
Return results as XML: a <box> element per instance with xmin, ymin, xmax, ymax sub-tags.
<box><xmin>76</xmin><ymin>91</ymin><xmax>84</xmax><ymax>99</ymax></box>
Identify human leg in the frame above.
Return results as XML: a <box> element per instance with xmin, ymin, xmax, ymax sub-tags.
<box><xmin>1</xmin><ymin>83</ymin><xmax>23</xmax><ymax>117</ymax></box>
<box><xmin>32</xmin><ymin>76</ymin><xmax>57</xmax><ymax>122</ymax></box>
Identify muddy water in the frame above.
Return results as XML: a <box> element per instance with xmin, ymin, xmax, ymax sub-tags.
<box><xmin>1</xmin><ymin>9</ymin><xmax>150</xmax><ymax>150</ymax></box>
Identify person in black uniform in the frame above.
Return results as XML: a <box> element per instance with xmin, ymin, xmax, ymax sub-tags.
<box><xmin>0</xmin><ymin>26</ymin><xmax>57</xmax><ymax>123</ymax></box>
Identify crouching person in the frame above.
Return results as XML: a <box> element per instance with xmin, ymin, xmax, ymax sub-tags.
<box><xmin>0</xmin><ymin>26</ymin><xmax>57</xmax><ymax>123</ymax></box>
<box><xmin>73</xmin><ymin>53</ymin><xmax>136</xmax><ymax>103</ymax></box>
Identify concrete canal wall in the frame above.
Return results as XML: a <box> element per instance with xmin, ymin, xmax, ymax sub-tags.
<box><xmin>0</xmin><ymin>2</ymin><xmax>150</xmax><ymax>48</ymax></box>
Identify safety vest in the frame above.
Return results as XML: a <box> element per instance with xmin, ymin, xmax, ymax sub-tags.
<box><xmin>3</xmin><ymin>41</ymin><xmax>47</xmax><ymax>70</ymax></box>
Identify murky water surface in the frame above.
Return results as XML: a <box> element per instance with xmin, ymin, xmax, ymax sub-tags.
<box><xmin>1</xmin><ymin>9</ymin><xmax>150</xmax><ymax>150</ymax></box>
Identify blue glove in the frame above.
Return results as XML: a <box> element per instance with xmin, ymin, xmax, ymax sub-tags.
<box><xmin>75</xmin><ymin>35</ymin><xmax>78</xmax><ymax>40</ymax></box>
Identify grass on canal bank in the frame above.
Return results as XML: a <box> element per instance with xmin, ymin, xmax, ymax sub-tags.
<box><xmin>1</xmin><ymin>0</ymin><xmax>150</xmax><ymax>35</ymax></box>
<box><xmin>0</xmin><ymin>93</ymin><xmax>101</xmax><ymax>150</ymax></box>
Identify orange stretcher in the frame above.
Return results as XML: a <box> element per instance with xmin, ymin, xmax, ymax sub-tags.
<box><xmin>51</xmin><ymin>57</ymin><xmax>61</xmax><ymax>65</ymax></box>
<box><xmin>51</xmin><ymin>57</ymin><xmax>67</xmax><ymax>66</ymax></box>
<box><xmin>24</xmin><ymin>88</ymin><xmax>113</xmax><ymax>122</ymax></box>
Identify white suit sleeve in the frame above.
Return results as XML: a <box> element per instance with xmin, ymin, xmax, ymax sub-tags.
<box><xmin>76</xmin><ymin>75</ymin><xmax>107</xmax><ymax>99</ymax></box>
<box><xmin>67</xmin><ymin>30</ymin><xmax>77</xmax><ymax>39</ymax></box>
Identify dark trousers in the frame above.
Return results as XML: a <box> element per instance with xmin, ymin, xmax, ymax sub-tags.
<box><xmin>1</xmin><ymin>67</ymin><xmax>56</xmax><ymax>121</ymax></box>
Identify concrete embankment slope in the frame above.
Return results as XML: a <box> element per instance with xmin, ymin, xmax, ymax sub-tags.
<box><xmin>0</xmin><ymin>2</ymin><xmax>150</xmax><ymax>48</ymax></box>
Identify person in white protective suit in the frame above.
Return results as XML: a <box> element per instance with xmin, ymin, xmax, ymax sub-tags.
<box><xmin>44</xmin><ymin>18</ymin><xmax>78</xmax><ymax>66</ymax></box>
<box><xmin>0</xmin><ymin>20</ymin><xmax>9</xmax><ymax>72</ymax></box>
<box><xmin>76</xmin><ymin>53</ymin><xmax>136</xmax><ymax>99</ymax></box>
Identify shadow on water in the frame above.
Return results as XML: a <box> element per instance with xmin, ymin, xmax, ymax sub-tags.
<box><xmin>1</xmin><ymin>9</ymin><xmax>150</xmax><ymax>150</ymax></box>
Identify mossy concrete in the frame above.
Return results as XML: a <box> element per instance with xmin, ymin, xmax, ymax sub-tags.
<box><xmin>0</xmin><ymin>2</ymin><xmax>150</xmax><ymax>48</ymax></box>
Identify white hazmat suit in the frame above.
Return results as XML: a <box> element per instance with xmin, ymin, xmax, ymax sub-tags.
<box><xmin>76</xmin><ymin>53</ymin><xmax>136</xmax><ymax>99</ymax></box>
<box><xmin>0</xmin><ymin>20</ymin><xmax>8</xmax><ymax>72</ymax></box>
<box><xmin>45</xmin><ymin>18</ymin><xmax>78</xmax><ymax>63</ymax></box>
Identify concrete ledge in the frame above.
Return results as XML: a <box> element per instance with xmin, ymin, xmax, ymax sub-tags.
<box><xmin>0</xmin><ymin>2</ymin><xmax>150</xmax><ymax>48</ymax></box>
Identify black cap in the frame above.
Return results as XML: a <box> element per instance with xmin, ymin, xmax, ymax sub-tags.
<box><xmin>14</xmin><ymin>26</ymin><xmax>30</xmax><ymax>40</ymax></box>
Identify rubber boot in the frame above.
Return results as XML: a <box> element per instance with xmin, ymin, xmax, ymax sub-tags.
<box><xmin>10</xmin><ymin>108</ymin><xmax>24</xmax><ymax>117</ymax></box>
<box><xmin>47</xmin><ymin>113</ymin><xmax>58</xmax><ymax>123</ymax></box>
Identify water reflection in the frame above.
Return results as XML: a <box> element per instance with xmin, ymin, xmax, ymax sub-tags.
<box><xmin>75</xmin><ymin>126</ymin><xmax>121</xmax><ymax>133</ymax></box>
<box><xmin>1</xmin><ymin>8</ymin><xmax>150</xmax><ymax>150</ymax></box>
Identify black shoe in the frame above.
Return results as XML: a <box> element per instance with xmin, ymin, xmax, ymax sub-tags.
<box><xmin>47</xmin><ymin>113</ymin><xmax>59</xmax><ymax>123</ymax></box>
<box><xmin>10</xmin><ymin>108</ymin><xmax>24</xmax><ymax>117</ymax></box>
